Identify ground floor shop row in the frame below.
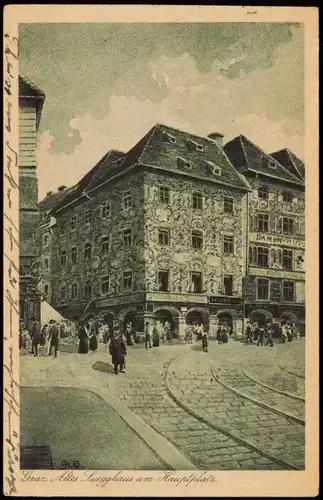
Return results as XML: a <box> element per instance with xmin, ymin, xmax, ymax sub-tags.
<box><xmin>54</xmin><ymin>295</ymin><xmax>305</xmax><ymax>339</ymax></box>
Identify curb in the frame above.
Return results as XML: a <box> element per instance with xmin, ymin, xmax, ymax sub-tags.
<box><xmin>165</xmin><ymin>354</ymin><xmax>300</xmax><ymax>471</ymax></box>
<box><xmin>242</xmin><ymin>368</ymin><xmax>305</xmax><ymax>402</ymax></box>
<box><xmin>211</xmin><ymin>367</ymin><xmax>305</xmax><ymax>426</ymax></box>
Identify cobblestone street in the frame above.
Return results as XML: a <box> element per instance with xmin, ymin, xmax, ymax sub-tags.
<box><xmin>20</xmin><ymin>338</ymin><xmax>305</xmax><ymax>470</ymax></box>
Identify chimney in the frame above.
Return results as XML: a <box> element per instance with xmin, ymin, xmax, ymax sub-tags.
<box><xmin>46</xmin><ymin>191</ymin><xmax>53</xmax><ymax>196</ymax></box>
<box><xmin>57</xmin><ymin>185</ymin><xmax>67</xmax><ymax>192</ymax></box>
<box><xmin>207</xmin><ymin>132</ymin><xmax>224</xmax><ymax>147</ymax></box>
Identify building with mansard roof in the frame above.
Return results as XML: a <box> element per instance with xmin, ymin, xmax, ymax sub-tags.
<box><xmin>19</xmin><ymin>75</ymin><xmax>45</xmax><ymax>327</ymax></box>
<box><xmin>224</xmin><ymin>135</ymin><xmax>305</xmax><ymax>334</ymax></box>
<box><xmin>48</xmin><ymin>124</ymin><xmax>250</xmax><ymax>338</ymax></box>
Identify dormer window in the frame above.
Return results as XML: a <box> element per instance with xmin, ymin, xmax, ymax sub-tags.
<box><xmin>187</xmin><ymin>139</ymin><xmax>204</xmax><ymax>152</ymax></box>
<box><xmin>205</xmin><ymin>160</ymin><xmax>221</xmax><ymax>176</ymax></box>
<box><xmin>263</xmin><ymin>156</ymin><xmax>277</xmax><ymax>169</ymax></box>
<box><xmin>113</xmin><ymin>158</ymin><xmax>125</xmax><ymax>168</ymax></box>
<box><xmin>162</xmin><ymin>132</ymin><xmax>176</xmax><ymax>144</ymax></box>
<box><xmin>177</xmin><ymin>157</ymin><xmax>192</xmax><ymax>170</ymax></box>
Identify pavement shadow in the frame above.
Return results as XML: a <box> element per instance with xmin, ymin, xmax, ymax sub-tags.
<box><xmin>92</xmin><ymin>361</ymin><xmax>115</xmax><ymax>374</ymax></box>
<box><xmin>190</xmin><ymin>344</ymin><xmax>202</xmax><ymax>351</ymax></box>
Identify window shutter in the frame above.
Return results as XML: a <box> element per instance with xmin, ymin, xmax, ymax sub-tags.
<box><xmin>277</xmin><ymin>249</ymin><xmax>282</xmax><ymax>265</ymax></box>
<box><xmin>268</xmin><ymin>191</ymin><xmax>274</xmax><ymax>201</ymax></box>
<box><xmin>278</xmin><ymin>194</ymin><xmax>283</xmax><ymax>202</ymax></box>
<box><xmin>253</xmin><ymin>189</ymin><xmax>258</xmax><ymax>198</ymax></box>
<box><xmin>270</xmin><ymin>249</ymin><xmax>276</xmax><ymax>266</ymax></box>
<box><xmin>277</xmin><ymin>216</ymin><xmax>283</xmax><ymax>234</ymax></box>
<box><xmin>269</xmin><ymin>213</ymin><xmax>275</xmax><ymax>231</ymax></box>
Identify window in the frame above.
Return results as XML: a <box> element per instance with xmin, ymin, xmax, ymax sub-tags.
<box><xmin>205</xmin><ymin>160</ymin><xmax>221</xmax><ymax>176</ymax></box>
<box><xmin>71</xmin><ymin>215</ymin><xmax>77</xmax><ymax>231</ymax></box>
<box><xmin>85</xmin><ymin>209</ymin><xmax>91</xmax><ymax>225</ymax></box>
<box><xmin>188</xmin><ymin>140</ymin><xmax>204</xmax><ymax>152</ymax></box>
<box><xmin>190</xmin><ymin>271</ymin><xmax>202</xmax><ymax>293</ymax></box>
<box><xmin>282</xmin><ymin>249</ymin><xmax>293</xmax><ymax>270</ymax></box>
<box><xmin>43</xmin><ymin>234</ymin><xmax>49</xmax><ymax>247</ymax></box>
<box><xmin>60</xmin><ymin>250</ymin><xmax>67</xmax><ymax>267</ymax></box>
<box><xmin>101</xmin><ymin>276</ymin><xmax>110</xmax><ymax>295</ymax></box>
<box><xmin>123</xmin><ymin>271</ymin><xmax>132</xmax><ymax>291</ymax></box>
<box><xmin>283</xmin><ymin>190</ymin><xmax>294</xmax><ymax>202</ymax></box>
<box><xmin>44</xmin><ymin>284</ymin><xmax>49</xmax><ymax>296</ymax></box>
<box><xmin>158</xmin><ymin>270</ymin><xmax>169</xmax><ymax>292</ymax></box>
<box><xmin>71</xmin><ymin>247</ymin><xmax>78</xmax><ymax>264</ymax></box>
<box><xmin>60</xmin><ymin>287</ymin><xmax>66</xmax><ymax>301</ymax></box>
<box><xmin>224</xmin><ymin>197</ymin><xmax>234</xmax><ymax>214</ymax></box>
<box><xmin>101</xmin><ymin>201</ymin><xmax>111</xmax><ymax>218</ymax></box>
<box><xmin>123</xmin><ymin>228</ymin><xmax>132</xmax><ymax>247</ymax></box>
<box><xmin>223</xmin><ymin>235</ymin><xmax>234</xmax><ymax>254</ymax></box>
<box><xmin>257</xmin><ymin>246</ymin><xmax>269</xmax><ymax>267</ymax></box>
<box><xmin>71</xmin><ymin>284</ymin><xmax>78</xmax><ymax>299</ymax></box>
<box><xmin>60</xmin><ymin>221</ymin><xmax>65</xmax><ymax>235</ymax></box>
<box><xmin>101</xmin><ymin>236</ymin><xmax>110</xmax><ymax>254</ymax></box>
<box><xmin>84</xmin><ymin>281</ymin><xmax>92</xmax><ymax>298</ymax></box>
<box><xmin>258</xmin><ymin>214</ymin><xmax>269</xmax><ymax>232</ymax></box>
<box><xmin>158</xmin><ymin>186</ymin><xmax>170</xmax><ymax>204</ymax></box>
<box><xmin>192</xmin><ymin>192</ymin><xmax>203</xmax><ymax>210</ymax></box>
<box><xmin>123</xmin><ymin>190</ymin><xmax>132</xmax><ymax>209</ymax></box>
<box><xmin>257</xmin><ymin>278</ymin><xmax>269</xmax><ymax>300</ymax></box>
<box><xmin>258</xmin><ymin>186</ymin><xmax>268</xmax><ymax>200</ymax></box>
<box><xmin>282</xmin><ymin>281</ymin><xmax>295</xmax><ymax>302</ymax></box>
<box><xmin>158</xmin><ymin>228</ymin><xmax>170</xmax><ymax>246</ymax></box>
<box><xmin>223</xmin><ymin>275</ymin><xmax>233</xmax><ymax>296</ymax></box>
<box><xmin>177</xmin><ymin>157</ymin><xmax>192</xmax><ymax>170</ymax></box>
<box><xmin>84</xmin><ymin>243</ymin><xmax>92</xmax><ymax>260</ymax></box>
<box><xmin>162</xmin><ymin>132</ymin><xmax>176</xmax><ymax>143</ymax></box>
<box><xmin>192</xmin><ymin>230</ymin><xmax>203</xmax><ymax>249</ymax></box>
<box><xmin>44</xmin><ymin>258</ymin><xmax>49</xmax><ymax>270</ymax></box>
<box><xmin>283</xmin><ymin>217</ymin><xmax>294</xmax><ymax>235</ymax></box>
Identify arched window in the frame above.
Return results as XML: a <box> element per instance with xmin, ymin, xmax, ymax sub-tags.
<box><xmin>84</xmin><ymin>243</ymin><xmax>92</xmax><ymax>260</ymax></box>
<box><xmin>258</xmin><ymin>186</ymin><xmax>268</xmax><ymax>200</ymax></box>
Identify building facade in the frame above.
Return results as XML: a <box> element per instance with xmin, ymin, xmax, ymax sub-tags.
<box><xmin>19</xmin><ymin>75</ymin><xmax>45</xmax><ymax>327</ymax></box>
<box><xmin>49</xmin><ymin>124</ymin><xmax>250</xmax><ymax>338</ymax></box>
<box><xmin>224</xmin><ymin>135</ymin><xmax>305</xmax><ymax>334</ymax></box>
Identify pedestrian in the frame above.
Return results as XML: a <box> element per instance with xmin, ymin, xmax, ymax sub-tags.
<box><xmin>19</xmin><ymin>320</ymin><xmax>24</xmax><ymax>349</ymax></box>
<box><xmin>29</xmin><ymin>317</ymin><xmax>41</xmax><ymax>357</ymax></box>
<box><xmin>286</xmin><ymin>324</ymin><xmax>293</xmax><ymax>342</ymax></box>
<box><xmin>222</xmin><ymin>325</ymin><xmax>229</xmax><ymax>344</ymax></box>
<box><xmin>201</xmin><ymin>331</ymin><xmax>208</xmax><ymax>352</ymax></box>
<box><xmin>78</xmin><ymin>321</ymin><xmax>89</xmax><ymax>354</ymax></box>
<box><xmin>257</xmin><ymin>325</ymin><xmax>265</xmax><ymax>347</ymax></box>
<box><xmin>185</xmin><ymin>325</ymin><xmax>193</xmax><ymax>344</ymax></box>
<box><xmin>125</xmin><ymin>322</ymin><xmax>134</xmax><ymax>346</ymax></box>
<box><xmin>152</xmin><ymin>321</ymin><xmax>160</xmax><ymax>347</ymax></box>
<box><xmin>245</xmin><ymin>321</ymin><xmax>252</xmax><ymax>344</ymax></box>
<box><xmin>281</xmin><ymin>323</ymin><xmax>288</xmax><ymax>343</ymax></box>
<box><xmin>109</xmin><ymin>331</ymin><xmax>127</xmax><ymax>374</ymax></box>
<box><xmin>265</xmin><ymin>325</ymin><xmax>274</xmax><ymax>347</ymax></box>
<box><xmin>48</xmin><ymin>319</ymin><xmax>60</xmax><ymax>358</ymax></box>
<box><xmin>196</xmin><ymin>323</ymin><xmax>203</xmax><ymax>341</ymax></box>
<box><xmin>216</xmin><ymin>325</ymin><xmax>223</xmax><ymax>345</ymax></box>
<box><xmin>39</xmin><ymin>324</ymin><xmax>47</xmax><ymax>349</ymax></box>
<box><xmin>145</xmin><ymin>322</ymin><xmax>152</xmax><ymax>349</ymax></box>
<box><xmin>89</xmin><ymin>322</ymin><xmax>98</xmax><ymax>351</ymax></box>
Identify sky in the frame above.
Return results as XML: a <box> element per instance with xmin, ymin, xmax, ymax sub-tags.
<box><xmin>19</xmin><ymin>23</ymin><xmax>304</xmax><ymax>200</ymax></box>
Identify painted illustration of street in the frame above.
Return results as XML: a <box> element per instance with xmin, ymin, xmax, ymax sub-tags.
<box><xmin>19</xmin><ymin>22</ymin><xmax>305</xmax><ymax>471</ymax></box>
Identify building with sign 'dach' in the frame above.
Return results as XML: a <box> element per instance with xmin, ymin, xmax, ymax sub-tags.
<box><xmin>224</xmin><ymin>136</ymin><xmax>305</xmax><ymax>334</ymax></box>
<box><xmin>48</xmin><ymin>124</ymin><xmax>251</xmax><ymax>339</ymax></box>
<box><xmin>19</xmin><ymin>76</ymin><xmax>45</xmax><ymax>328</ymax></box>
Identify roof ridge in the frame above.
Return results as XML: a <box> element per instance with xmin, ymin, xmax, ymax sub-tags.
<box><xmin>19</xmin><ymin>74</ymin><xmax>45</xmax><ymax>97</ymax></box>
<box><xmin>240</xmin><ymin>134</ymin><xmax>302</xmax><ymax>183</ymax></box>
<box><xmin>239</xmin><ymin>135</ymin><xmax>251</xmax><ymax>170</ymax></box>
<box><xmin>136</xmin><ymin>124</ymin><xmax>159</xmax><ymax>164</ymax></box>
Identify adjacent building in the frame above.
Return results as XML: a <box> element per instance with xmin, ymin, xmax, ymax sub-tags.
<box><xmin>224</xmin><ymin>136</ymin><xmax>305</xmax><ymax>334</ymax></box>
<box><xmin>19</xmin><ymin>75</ymin><xmax>45</xmax><ymax>327</ymax></box>
<box><xmin>48</xmin><ymin>124</ymin><xmax>250</xmax><ymax>338</ymax></box>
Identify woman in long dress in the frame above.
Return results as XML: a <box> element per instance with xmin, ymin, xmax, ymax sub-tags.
<box><xmin>89</xmin><ymin>322</ymin><xmax>98</xmax><ymax>351</ymax></box>
<box><xmin>78</xmin><ymin>323</ymin><xmax>89</xmax><ymax>354</ymax></box>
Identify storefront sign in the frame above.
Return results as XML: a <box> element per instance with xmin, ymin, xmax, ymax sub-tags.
<box><xmin>145</xmin><ymin>292</ymin><xmax>208</xmax><ymax>304</ymax></box>
<box><xmin>96</xmin><ymin>292</ymin><xmax>144</xmax><ymax>307</ymax></box>
<box><xmin>248</xmin><ymin>267</ymin><xmax>305</xmax><ymax>281</ymax></box>
<box><xmin>209</xmin><ymin>296</ymin><xmax>242</xmax><ymax>305</ymax></box>
<box><xmin>249</xmin><ymin>232</ymin><xmax>305</xmax><ymax>249</ymax></box>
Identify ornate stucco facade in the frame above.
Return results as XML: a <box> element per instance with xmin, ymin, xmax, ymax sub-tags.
<box><xmin>48</xmin><ymin>124</ymin><xmax>250</xmax><ymax>338</ymax></box>
<box><xmin>224</xmin><ymin>135</ymin><xmax>305</xmax><ymax>334</ymax></box>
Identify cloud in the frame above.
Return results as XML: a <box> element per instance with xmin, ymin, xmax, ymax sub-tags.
<box><xmin>32</xmin><ymin>24</ymin><xmax>304</xmax><ymax>198</ymax></box>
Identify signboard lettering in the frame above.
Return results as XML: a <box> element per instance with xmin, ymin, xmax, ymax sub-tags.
<box><xmin>248</xmin><ymin>267</ymin><xmax>305</xmax><ymax>281</ymax></box>
<box><xmin>249</xmin><ymin>232</ymin><xmax>305</xmax><ymax>249</ymax></box>
<box><xmin>145</xmin><ymin>293</ymin><xmax>208</xmax><ymax>304</ymax></box>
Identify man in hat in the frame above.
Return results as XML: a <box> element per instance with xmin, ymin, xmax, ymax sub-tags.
<box><xmin>29</xmin><ymin>317</ymin><xmax>41</xmax><ymax>356</ymax></box>
<box><xmin>48</xmin><ymin>319</ymin><xmax>60</xmax><ymax>358</ymax></box>
<box><xmin>109</xmin><ymin>328</ymin><xmax>127</xmax><ymax>374</ymax></box>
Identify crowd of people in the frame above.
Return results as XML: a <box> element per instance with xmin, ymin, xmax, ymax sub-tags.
<box><xmin>244</xmin><ymin>320</ymin><xmax>297</xmax><ymax>347</ymax></box>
